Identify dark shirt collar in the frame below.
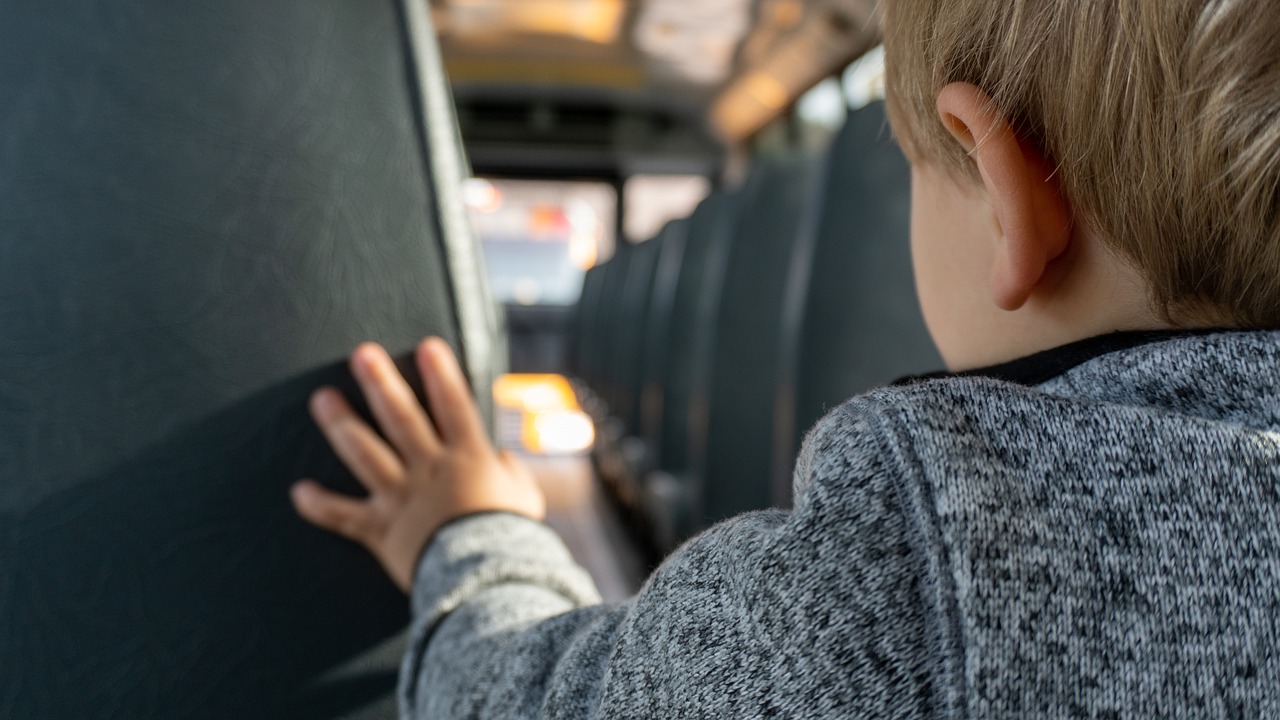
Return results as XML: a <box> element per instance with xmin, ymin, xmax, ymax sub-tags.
<box><xmin>895</xmin><ymin>329</ymin><xmax>1237</xmax><ymax>388</ymax></box>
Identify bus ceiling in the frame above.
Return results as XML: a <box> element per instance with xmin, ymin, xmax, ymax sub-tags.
<box><xmin>431</xmin><ymin>0</ymin><xmax>879</xmax><ymax>178</ymax></box>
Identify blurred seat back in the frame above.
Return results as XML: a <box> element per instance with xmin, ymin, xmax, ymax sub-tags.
<box><xmin>593</xmin><ymin>240</ymin><xmax>633</xmax><ymax>413</ymax></box>
<box><xmin>571</xmin><ymin>261</ymin><xmax>606</xmax><ymax>386</ymax></box>
<box><xmin>0</xmin><ymin>2</ymin><xmax>499</xmax><ymax>718</ymax></box>
<box><xmin>771</xmin><ymin>102</ymin><xmax>943</xmax><ymax>502</ymax></box>
<box><xmin>693</xmin><ymin>154</ymin><xmax>824</xmax><ymax>528</ymax></box>
<box><xmin>654</xmin><ymin>193</ymin><xmax>738</xmax><ymax>482</ymax></box>
<box><xmin>611</xmin><ymin>233</ymin><xmax>663</xmax><ymax>434</ymax></box>
<box><xmin>637</xmin><ymin>218</ymin><xmax>691</xmax><ymax>464</ymax></box>
<box><xmin>640</xmin><ymin>192</ymin><xmax>740</xmax><ymax>547</ymax></box>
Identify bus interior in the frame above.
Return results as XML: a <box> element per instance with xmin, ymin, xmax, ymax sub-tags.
<box><xmin>1</xmin><ymin>1</ymin><xmax>946</xmax><ymax>717</ymax></box>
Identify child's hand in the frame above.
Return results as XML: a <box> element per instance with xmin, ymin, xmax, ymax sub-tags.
<box><xmin>291</xmin><ymin>338</ymin><xmax>546</xmax><ymax>592</ymax></box>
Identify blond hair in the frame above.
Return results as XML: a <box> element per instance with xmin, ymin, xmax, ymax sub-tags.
<box><xmin>883</xmin><ymin>0</ymin><xmax>1280</xmax><ymax>326</ymax></box>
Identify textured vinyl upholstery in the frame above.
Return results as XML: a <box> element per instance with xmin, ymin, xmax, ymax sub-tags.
<box><xmin>574</xmin><ymin>255</ymin><xmax>616</xmax><ymax>397</ymax></box>
<box><xmin>610</xmin><ymin>234</ymin><xmax>663</xmax><ymax>434</ymax></box>
<box><xmin>655</xmin><ymin>193</ymin><xmax>737</xmax><ymax>483</ymax></box>
<box><xmin>591</xmin><ymin>242</ymin><xmax>633</xmax><ymax>412</ymax></box>
<box><xmin>571</xmin><ymin>262</ymin><xmax>605</xmax><ymax>383</ymax></box>
<box><xmin>694</xmin><ymin>154</ymin><xmax>823</xmax><ymax>527</ymax></box>
<box><xmin>637</xmin><ymin>218</ymin><xmax>690</xmax><ymax>464</ymax></box>
<box><xmin>773</xmin><ymin>103</ymin><xmax>943</xmax><ymax>498</ymax></box>
<box><xmin>0</xmin><ymin>2</ymin><xmax>498</xmax><ymax>718</ymax></box>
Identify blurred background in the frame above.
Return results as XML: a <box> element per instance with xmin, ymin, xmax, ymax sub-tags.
<box><xmin>437</xmin><ymin>0</ymin><xmax>929</xmax><ymax>597</ymax></box>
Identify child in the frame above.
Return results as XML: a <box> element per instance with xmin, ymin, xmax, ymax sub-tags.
<box><xmin>292</xmin><ymin>0</ymin><xmax>1280</xmax><ymax>715</ymax></box>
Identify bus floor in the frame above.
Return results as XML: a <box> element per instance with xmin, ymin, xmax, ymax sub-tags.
<box><xmin>523</xmin><ymin>456</ymin><xmax>649</xmax><ymax>603</ymax></box>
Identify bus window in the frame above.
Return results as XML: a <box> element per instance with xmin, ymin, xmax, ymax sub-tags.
<box><xmin>465</xmin><ymin>177</ymin><xmax>616</xmax><ymax>306</ymax></box>
<box><xmin>622</xmin><ymin>174</ymin><xmax>711</xmax><ymax>243</ymax></box>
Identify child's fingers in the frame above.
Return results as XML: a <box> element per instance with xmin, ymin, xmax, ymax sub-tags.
<box><xmin>417</xmin><ymin>337</ymin><xmax>486</xmax><ymax>448</ymax></box>
<box><xmin>291</xmin><ymin>480</ymin><xmax>374</xmax><ymax>543</ymax></box>
<box><xmin>350</xmin><ymin>344</ymin><xmax>441</xmax><ymax>460</ymax></box>
<box><xmin>310</xmin><ymin>387</ymin><xmax>405</xmax><ymax>495</ymax></box>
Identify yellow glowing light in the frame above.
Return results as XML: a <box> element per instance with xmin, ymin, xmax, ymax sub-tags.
<box><xmin>529</xmin><ymin>410</ymin><xmax>595</xmax><ymax>454</ymax></box>
<box><xmin>743</xmin><ymin>71</ymin><xmax>790</xmax><ymax>110</ymax></box>
<box><xmin>492</xmin><ymin>374</ymin><xmax>581</xmax><ymax>412</ymax></box>
<box><xmin>566</xmin><ymin>200</ymin><xmax>602</xmax><ymax>270</ymax></box>
<box><xmin>441</xmin><ymin>0</ymin><xmax>625</xmax><ymax>45</ymax></box>
<box><xmin>492</xmin><ymin>374</ymin><xmax>594</xmax><ymax>454</ymax></box>
<box><xmin>772</xmin><ymin>0</ymin><xmax>804</xmax><ymax>28</ymax></box>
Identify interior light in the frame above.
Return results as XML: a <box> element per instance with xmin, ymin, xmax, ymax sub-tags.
<box><xmin>568</xmin><ymin>234</ymin><xmax>599</xmax><ymax>270</ymax></box>
<box><xmin>743</xmin><ymin>71</ymin><xmax>789</xmax><ymax>110</ymax></box>
<box><xmin>711</xmin><ymin>7</ymin><xmax>877</xmax><ymax>141</ymax></box>
<box><xmin>439</xmin><ymin>0</ymin><xmax>625</xmax><ymax>45</ymax></box>
<box><xmin>462</xmin><ymin>178</ymin><xmax>503</xmax><ymax>213</ymax></box>
<box><xmin>771</xmin><ymin>0</ymin><xmax>804</xmax><ymax>28</ymax></box>
<box><xmin>843</xmin><ymin>45</ymin><xmax>886</xmax><ymax>110</ymax></box>
<box><xmin>566</xmin><ymin>199</ymin><xmax>602</xmax><ymax>270</ymax></box>
<box><xmin>493</xmin><ymin>374</ymin><xmax>582</xmax><ymax>412</ymax></box>
<box><xmin>527</xmin><ymin>410</ymin><xmax>595</xmax><ymax>454</ymax></box>
<box><xmin>796</xmin><ymin>77</ymin><xmax>848</xmax><ymax>132</ymax></box>
<box><xmin>492</xmin><ymin>374</ymin><xmax>594</xmax><ymax>455</ymax></box>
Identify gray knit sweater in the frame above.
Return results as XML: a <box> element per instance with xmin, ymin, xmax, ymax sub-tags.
<box><xmin>399</xmin><ymin>331</ymin><xmax>1280</xmax><ymax>718</ymax></box>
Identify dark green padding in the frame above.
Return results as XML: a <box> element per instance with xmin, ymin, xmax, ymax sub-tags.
<box><xmin>571</xmin><ymin>262</ymin><xmax>605</xmax><ymax>384</ymax></box>
<box><xmin>593</xmin><ymin>242</ymin><xmax>632</xmax><ymax>412</ymax></box>
<box><xmin>654</xmin><ymin>192</ymin><xmax>739</xmax><ymax>483</ymax></box>
<box><xmin>0</xmin><ymin>1</ymin><xmax>498</xmax><ymax>718</ymax></box>
<box><xmin>577</xmin><ymin>252</ymin><xmax>622</xmax><ymax>397</ymax></box>
<box><xmin>610</xmin><ymin>232</ymin><xmax>663</xmax><ymax>435</ymax></box>
<box><xmin>636</xmin><ymin>218</ymin><xmax>690</xmax><ymax>465</ymax></box>
<box><xmin>695</xmin><ymin>154</ymin><xmax>824</xmax><ymax>528</ymax></box>
<box><xmin>773</xmin><ymin>102</ymin><xmax>944</xmax><ymax>502</ymax></box>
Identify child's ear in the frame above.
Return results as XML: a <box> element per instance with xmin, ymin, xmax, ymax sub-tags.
<box><xmin>936</xmin><ymin>83</ymin><xmax>1073</xmax><ymax>311</ymax></box>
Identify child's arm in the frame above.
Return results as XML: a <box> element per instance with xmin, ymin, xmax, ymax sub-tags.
<box><xmin>293</xmin><ymin>339</ymin><xmax>934</xmax><ymax>718</ymax></box>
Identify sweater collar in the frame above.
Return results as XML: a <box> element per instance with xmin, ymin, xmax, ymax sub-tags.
<box><xmin>896</xmin><ymin>329</ymin><xmax>1239</xmax><ymax>388</ymax></box>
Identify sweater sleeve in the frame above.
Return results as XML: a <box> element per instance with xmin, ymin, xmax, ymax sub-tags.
<box><xmin>398</xmin><ymin>402</ymin><xmax>946</xmax><ymax>719</ymax></box>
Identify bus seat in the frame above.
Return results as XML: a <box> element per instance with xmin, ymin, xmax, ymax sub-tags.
<box><xmin>604</xmin><ymin>218</ymin><xmax>693</xmax><ymax>519</ymax></box>
<box><xmin>653</xmin><ymin>193</ymin><xmax>737</xmax><ymax>476</ymax></box>
<box><xmin>570</xmin><ymin>262</ymin><xmax>605</xmax><ymax>392</ymax></box>
<box><xmin>0</xmin><ymin>1</ymin><xmax>499</xmax><ymax>718</ymax></box>
<box><xmin>636</xmin><ymin>218</ymin><xmax>691</xmax><ymax>473</ymax></box>
<box><xmin>641</xmin><ymin>191</ymin><xmax>741</xmax><ymax>548</ymax></box>
<box><xmin>592</xmin><ymin>240</ymin><xmax>633</xmax><ymax>415</ymax></box>
<box><xmin>582</xmin><ymin>241</ymin><xmax>632</xmax><ymax>496</ymax></box>
<box><xmin>692</xmin><ymin>153</ymin><xmax>825</xmax><ymax>530</ymax></box>
<box><xmin>771</xmin><ymin>102</ymin><xmax>944</xmax><ymax>503</ymax></box>
<box><xmin>576</xmin><ymin>251</ymin><xmax>622</xmax><ymax>412</ymax></box>
<box><xmin>611</xmin><ymin>232</ymin><xmax>663</xmax><ymax>436</ymax></box>
<box><xmin>592</xmin><ymin>228</ymin><xmax>662</xmax><ymax>507</ymax></box>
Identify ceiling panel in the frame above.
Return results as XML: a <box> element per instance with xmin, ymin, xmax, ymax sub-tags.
<box><xmin>431</xmin><ymin>0</ymin><xmax>880</xmax><ymax>144</ymax></box>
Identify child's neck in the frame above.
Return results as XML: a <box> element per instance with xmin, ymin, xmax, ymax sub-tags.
<box><xmin>946</xmin><ymin>238</ymin><xmax>1173</xmax><ymax>372</ymax></box>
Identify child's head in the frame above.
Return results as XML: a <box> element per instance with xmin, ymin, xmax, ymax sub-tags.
<box><xmin>881</xmin><ymin>0</ymin><xmax>1280</xmax><ymax>369</ymax></box>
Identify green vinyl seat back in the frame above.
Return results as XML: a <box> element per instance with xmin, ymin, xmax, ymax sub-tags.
<box><xmin>608</xmin><ymin>232</ymin><xmax>664</xmax><ymax>433</ymax></box>
<box><xmin>571</xmin><ymin>261</ymin><xmax>606</xmax><ymax>384</ymax></box>
<box><xmin>771</xmin><ymin>102</ymin><xmax>944</xmax><ymax>503</ymax></box>
<box><xmin>636</xmin><ymin>218</ymin><xmax>691</xmax><ymax>465</ymax></box>
<box><xmin>654</xmin><ymin>193</ymin><xmax>739</xmax><ymax>483</ymax></box>
<box><xmin>0</xmin><ymin>1</ymin><xmax>500</xmax><ymax>718</ymax></box>
<box><xmin>692</xmin><ymin>153</ymin><xmax>824</xmax><ymax>529</ymax></box>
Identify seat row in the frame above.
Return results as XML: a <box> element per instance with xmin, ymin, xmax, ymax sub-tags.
<box><xmin>570</xmin><ymin>102</ymin><xmax>944</xmax><ymax>552</ymax></box>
